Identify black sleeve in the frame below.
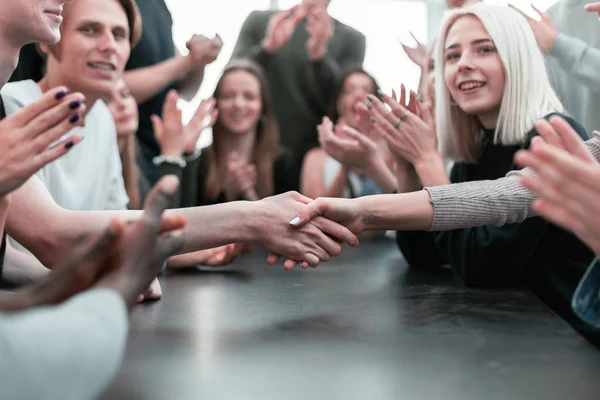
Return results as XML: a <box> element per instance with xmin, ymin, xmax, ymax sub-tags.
<box><xmin>273</xmin><ymin>147</ymin><xmax>299</xmax><ymax>195</ymax></box>
<box><xmin>396</xmin><ymin>230</ymin><xmax>448</xmax><ymax>268</ymax></box>
<box><xmin>9</xmin><ymin>44</ymin><xmax>45</xmax><ymax>83</ymax></box>
<box><xmin>433</xmin><ymin>114</ymin><xmax>589</xmax><ymax>287</ymax></box>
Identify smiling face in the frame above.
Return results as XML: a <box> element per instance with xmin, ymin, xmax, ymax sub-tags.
<box><xmin>443</xmin><ymin>15</ymin><xmax>505</xmax><ymax>127</ymax></box>
<box><xmin>336</xmin><ymin>72</ymin><xmax>375</xmax><ymax>129</ymax></box>
<box><xmin>42</xmin><ymin>0</ymin><xmax>131</xmax><ymax>98</ymax></box>
<box><xmin>216</xmin><ymin>70</ymin><xmax>262</xmax><ymax>136</ymax></box>
<box><xmin>3</xmin><ymin>0</ymin><xmax>72</xmax><ymax>45</ymax></box>
<box><xmin>106</xmin><ymin>78</ymin><xmax>138</xmax><ymax>137</ymax></box>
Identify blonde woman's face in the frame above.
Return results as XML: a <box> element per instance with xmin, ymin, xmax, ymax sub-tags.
<box><xmin>443</xmin><ymin>15</ymin><xmax>505</xmax><ymax>125</ymax></box>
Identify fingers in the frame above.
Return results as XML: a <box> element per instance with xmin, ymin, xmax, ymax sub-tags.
<box><xmin>407</xmin><ymin>90</ymin><xmax>419</xmax><ymax>115</ymax></box>
<box><xmin>32</xmin><ymin>134</ymin><xmax>84</xmax><ymax>169</ymax></box>
<box><xmin>531</xmin><ymin>198</ymin><xmax>587</xmax><ymax>236</ymax></box>
<box><xmin>311</xmin><ymin>215</ymin><xmax>359</xmax><ymax>248</ymax></box>
<box><xmin>548</xmin><ymin>116</ymin><xmax>596</xmax><ymax>163</ymax></box>
<box><xmin>150</xmin><ymin>114</ymin><xmax>164</xmax><ymax>140</ymax></box>
<box><xmin>156</xmin><ymin>230</ymin><xmax>185</xmax><ymax>260</ymax></box>
<box><xmin>143</xmin><ymin>175</ymin><xmax>180</xmax><ymax>225</ymax></box>
<box><xmin>341</xmin><ymin>125</ymin><xmax>374</xmax><ymax>148</ymax></box>
<box><xmin>418</xmin><ymin>101</ymin><xmax>434</xmax><ymax>127</ymax></box>
<box><xmin>163</xmin><ymin>90</ymin><xmax>181</xmax><ymax>127</ymax></box>
<box><xmin>530</xmin><ymin>4</ymin><xmax>546</xmax><ymax>18</ymax></box>
<box><xmin>267</xmin><ymin>252</ymin><xmax>281</xmax><ymax>265</ymax></box>
<box><xmin>584</xmin><ymin>1</ymin><xmax>600</xmax><ymax>13</ymax></box>
<box><xmin>11</xmin><ymin>86</ymin><xmax>71</xmax><ymax>126</ymax></box>
<box><xmin>25</xmin><ymin>93</ymin><xmax>86</xmax><ymax>141</ymax></box>
<box><xmin>509</xmin><ymin>4</ymin><xmax>534</xmax><ymax>21</ymax></box>
<box><xmin>160</xmin><ymin>216</ymin><xmax>187</xmax><ymax>233</ymax></box>
<box><xmin>290</xmin><ymin>197</ymin><xmax>328</xmax><ymax>228</ymax></box>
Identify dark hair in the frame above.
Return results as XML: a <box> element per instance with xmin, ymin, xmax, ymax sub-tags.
<box><xmin>328</xmin><ymin>67</ymin><xmax>380</xmax><ymax>123</ymax></box>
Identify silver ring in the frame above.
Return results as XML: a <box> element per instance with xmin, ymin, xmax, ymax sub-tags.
<box><xmin>400</xmin><ymin>110</ymin><xmax>409</xmax><ymax>121</ymax></box>
<box><xmin>393</xmin><ymin>117</ymin><xmax>402</xmax><ymax>128</ymax></box>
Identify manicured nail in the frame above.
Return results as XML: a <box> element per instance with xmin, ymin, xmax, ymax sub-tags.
<box><xmin>68</xmin><ymin>100</ymin><xmax>81</xmax><ymax>110</ymax></box>
<box><xmin>365</xmin><ymin>101</ymin><xmax>372</xmax><ymax>110</ymax></box>
<box><xmin>289</xmin><ymin>217</ymin><xmax>300</xmax><ymax>226</ymax></box>
<box><xmin>55</xmin><ymin>90</ymin><xmax>68</xmax><ymax>100</ymax></box>
<box><xmin>64</xmin><ymin>140</ymin><xmax>75</xmax><ymax>149</ymax></box>
<box><xmin>377</xmin><ymin>90</ymin><xmax>386</xmax><ymax>98</ymax></box>
<box><xmin>69</xmin><ymin>114</ymin><xmax>80</xmax><ymax>123</ymax></box>
<box><xmin>366</xmin><ymin>93</ymin><xmax>375</xmax><ymax>101</ymax></box>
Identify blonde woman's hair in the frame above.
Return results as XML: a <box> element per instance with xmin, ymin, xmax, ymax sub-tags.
<box><xmin>434</xmin><ymin>4</ymin><xmax>563</xmax><ymax>162</ymax></box>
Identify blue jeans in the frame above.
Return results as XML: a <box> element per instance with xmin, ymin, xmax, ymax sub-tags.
<box><xmin>572</xmin><ymin>257</ymin><xmax>600</xmax><ymax>328</ymax></box>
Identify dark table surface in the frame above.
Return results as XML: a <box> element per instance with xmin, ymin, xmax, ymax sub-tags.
<box><xmin>101</xmin><ymin>239</ymin><xmax>600</xmax><ymax>400</ymax></box>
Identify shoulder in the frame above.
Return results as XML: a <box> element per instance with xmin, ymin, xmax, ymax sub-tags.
<box><xmin>244</xmin><ymin>10</ymin><xmax>275</xmax><ymax>26</ymax></box>
<box><xmin>333</xmin><ymin>19</ymin><xmax>365</xmax><ymax>43</ymax></box>
<box><xmin>541</xmin><ymin>112</ymin><xmax>588</xmax><ymax>140</ymax></box>
<box><xmin>0</xmin><ymin>80</ymin><xmax>41</xmax><ymax>113</ymax></box>
<box><xmin>302</xmin><ymin>147</ymin><xmax>327</xmax><ymax>167</ymax></box>
<box><xmin>90</xmin><ymin>100</ymin><xmax>117</xmax><ymax>131</ymax></box>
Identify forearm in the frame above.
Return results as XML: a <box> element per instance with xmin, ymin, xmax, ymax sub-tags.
<box><xmin>324</xmin><ymin>167</ymin><xmax>350</xmax><ymax>198</ymax></box>
<box><xmin>367</xmin><ymin>158</ymin><xmax>396</xmax><ymax>194</ymax></box>
<box><xmin>121</xmin><ymin>137</ymin><xmax>141</xmax><ymax>209</ymax></box>
<box><xmin>178</xmin><ymin>65</ymin><xmax>205</xmax><ymax>102</ymax></box>
<box><xmin>2</xmin><ymin>241</ymin><xmax>49</xmax><ymax>286</ymax></box>
<box><xmin>548</xmin><ymin>33</ymin><xmax>600</xmax><ymax>91</ymax></box>
<box><xmin>124</xmin><ymin>56</ymin><xmax>191</xmax><ymax>104</ymax></box>
<box><xmin>359</xmin><ymin>190</ymin><xmax>434</xmax><ymax>231</ymax></box>
<box><xmin>395</xmin><ymin>164</ymin><xmax>422</xmax><ymax>193</ymax></box>
<box><xmin>414</xmin><ymin>153</ymin><xmax>451</xmax><ymax>187</ymax></box>
<box><xmin>0</xmin><ymin>288</ymin><xmax>128</xmax><ymax>400</ymax></box>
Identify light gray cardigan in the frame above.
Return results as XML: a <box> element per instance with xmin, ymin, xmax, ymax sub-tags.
<box><xmin>426</xmin><ymin>131</ymin><xmax>600</xmax><ymax>230</ymax></box>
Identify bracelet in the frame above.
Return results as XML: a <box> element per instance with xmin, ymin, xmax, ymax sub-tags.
<box><xmin>152</xmin><ymin>155</ymin><xmax>186</xmax><ymax>168</ymax></box>
<box><xmin>183</xmin><ymin>148</ymin><xmax>202</xmax><ymax>162</ymax></box>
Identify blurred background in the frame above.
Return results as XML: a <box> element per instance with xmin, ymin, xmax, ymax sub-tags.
<box><xmin>165</xmin><ymin>0</ymin><xmax>560</xmax><ymax>146</ymax></box>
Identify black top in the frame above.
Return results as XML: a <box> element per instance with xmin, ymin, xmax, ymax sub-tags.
<box><xmin>125</xmin><ymin>0</ymin><xmax>177</xmax><ymax>184</ymax></box>
<box><xmin>158</xmin><ymin>147</ymin><xmax>298</xmax><ymax>207</ymax></box>
<box><xmin>9</xmin><ymin>44</ymin><xmax>45</xmax><ymax>83</ymax></box>
<box><xmin>395</xmin><ymin>113</ymin><xmax>597</xmax><ymax>339</ymax></box>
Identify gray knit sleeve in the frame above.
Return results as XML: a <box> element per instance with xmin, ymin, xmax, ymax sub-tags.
<box><xmin>425</xmin><ymin>132</ymin><xmax>600</xmax><ymax>231</ymax></box>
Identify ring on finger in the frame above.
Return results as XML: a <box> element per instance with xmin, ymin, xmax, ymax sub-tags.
<box><xmin>393</xmin><ymin>117</ymin><xmax>402</xmax><ymax>128</ymax></box>
<box><xmin>400</xmin><ymin>110</ymin><xmax>409</xmax><ymax>121</ymax></box>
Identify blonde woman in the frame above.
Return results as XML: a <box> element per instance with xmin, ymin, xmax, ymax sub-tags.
<box><xmin>291</xmin><ymin>4</ymin><xmax>596</xmax><ymax>337</ymax></box>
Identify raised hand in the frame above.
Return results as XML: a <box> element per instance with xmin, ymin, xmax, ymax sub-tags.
<box><xmin>400</xmin><ymin>31</ymin><xmax>427</xmax><ymax>68</ymax></box>
<box><xmin>262</xmin><ymin>5</ymin><xmax>305</xmax><ymax>54</ymax></box>
<box><xmin>95</xmin><ymin>176</ymin><xmax>186</xmax><ymax>309</ymax></box>
<box><xmin>225</xmin><ymin>152</ymin><xmax>258</xmax><ymax>201</ymax></box>
<box><xmin>585</xmin><ymin>1</ymin><xmax>600</xmax><ymax>17</ymax></box>
<box><xmin>514</xmin><ymin>117</ymin><xmax>600</xmax><ymax>256</ymax></box>
<box><xmin>368</xmin><ymin>89</ymin><xmax>437</xmax><ymax>167</ymax></box>
<box><xmin>509</xmin><ymin>4</ymin><xmax>557</xmax><ymax>53</ymax></box>
<box><xmin>186</xmin><ymin>34</ymin><xmax>223</xmax><ymax>66</ymax></box>
<box><xmin>151</xmin><ymin>90</ymin><xmax>184</xmax><ymax>157</ymax></box>
<box><xmin>183</xmin><ymin>97</ymin><xmax>218</xmax><ymax>154</ymax></box>
<box><xmin>0</xmin><ymin>220</ymin><xmax>124</xmax><ymax>312</ymax></box>
<box><xmin>306</xmin><ymin>6</ymin><xmax>333</xmax><ymax>61</ymax></box>
<box><xmin>0</xmin><ymin>86</ymin><xmax>86</xmax><ymax>196</ymax></box>
<box><xmin>318</xmin><ymin>117</ymin><xmax>380</xmax><ymax>173</ymax></box>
